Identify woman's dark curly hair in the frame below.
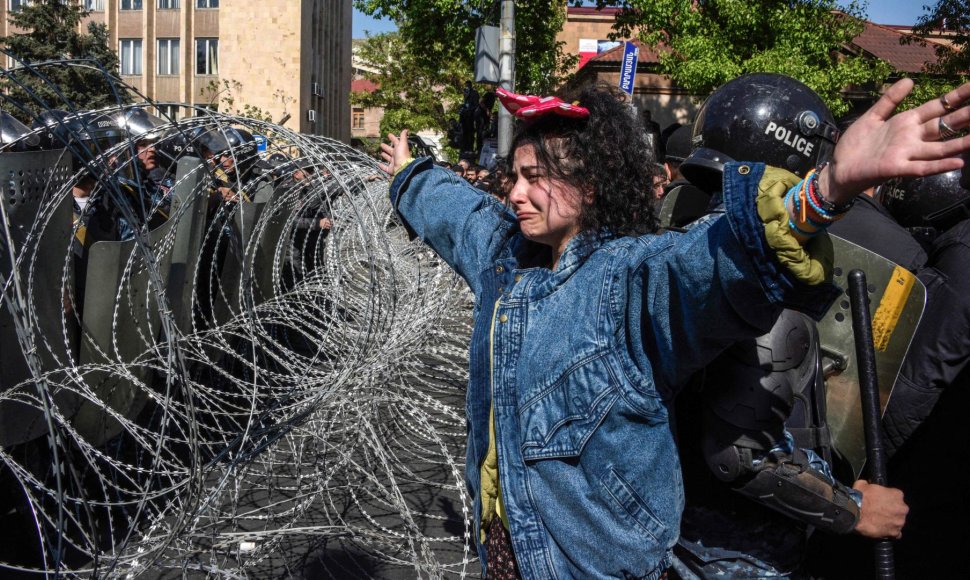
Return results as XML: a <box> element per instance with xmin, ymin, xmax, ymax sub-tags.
<box><xmin>504</xmin><ymin>82</ymin><xmax>661</xmax><ymax>236</ymax></box>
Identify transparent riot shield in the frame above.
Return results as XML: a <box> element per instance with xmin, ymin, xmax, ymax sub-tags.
<box><xmin>820</xmin><ymin>235</ymin><xmax>927</xmax><ymax>477</ymax></box>
<box><xmin>0</xmin><ymin>149</ymin><xmax>78</xmax><ymax>447</ymax></box>
<box><xmin>73</xmin><ymin>203</ymin><xmax>177</xmax><ymax>447</ymax></box>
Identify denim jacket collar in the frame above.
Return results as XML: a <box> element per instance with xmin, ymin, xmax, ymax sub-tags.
<box><xmin>501</xmin><ymin>229</ymin><xmax>614</xmax><ymax>299</ymax></box>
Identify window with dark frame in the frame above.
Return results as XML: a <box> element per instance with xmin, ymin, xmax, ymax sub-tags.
<box><xmin>196</xmin><ymin>0</ymin><xmax>218</xmax><ymax>8</ymax></box>
<box><xmin>120</xmin><ymin>0</ymin><xmax>143</xmax><ymax>10</ymax></box>
<box><xmin>157</xmin><ymin>0</ymin><xmax>179</xmax><ymax>8</ymax></box>
<box><xmin>195</xmin><ymin>38</ymin><xmax>218</xmax><ymax>75</ymax></box>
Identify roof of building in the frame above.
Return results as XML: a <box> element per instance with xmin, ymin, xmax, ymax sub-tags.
<box><xmin>586</xmin><ymin>39</ymin><xmax>662</xmax><ymax>66</ymax></box>
<box><xmin>567</xmin><ymin>6</ymin><xmax>621</xmax><ymax>17</ymax></box>
<box><xmin>849</xmin><ymin>20</ymin><xmax>946</xmax><ymax>73</ymax></box>
<box><xmin>351</xmin><ymin>78</ymin><xmax>380</xmax><ymax>93</ymax></box>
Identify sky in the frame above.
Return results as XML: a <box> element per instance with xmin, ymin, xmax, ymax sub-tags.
<box><xmin>351</xmin><ymin>1</ymin><xmax>932</xmax><ymax>39</ymax></box>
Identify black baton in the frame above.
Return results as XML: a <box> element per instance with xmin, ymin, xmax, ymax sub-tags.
<box><xmin>848</xmin><ymin>269</ymin><xmax>896</xmax><ymax>579</ymax></box>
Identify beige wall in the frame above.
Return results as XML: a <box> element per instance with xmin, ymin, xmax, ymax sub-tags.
<box><xmin>219</xmin><ymin>0</ymin><xmax>302</xmax><ymax>130</ymax></box>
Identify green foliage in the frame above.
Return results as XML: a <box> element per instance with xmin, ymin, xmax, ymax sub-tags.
<box><xmin>351</xmin><ymin>32</ymin><xmax>462</xmax><ymax>136</ymax></box>
<box><xmin>593</xmin><ymin>0</ymin><xmax>893</xmax><ymax>117</ymax></box>
<box><xmin>1</xmin><ymin>0</ymin><xmax>126</xmax><ymax>121</ymax></box>
<box><xmin>896</xmin><ymin>73</ymin><xmax>968</xmax><ymax>111</ymax></box>
<box><xmin>909</xmin><ymin>0</ymin><xmax>969</xmax><ymax>78</ymax></box>
<box><xmin>352</xmin><ymin>1</ymin><xmax>578</xmax><ymax>135</ymax></box>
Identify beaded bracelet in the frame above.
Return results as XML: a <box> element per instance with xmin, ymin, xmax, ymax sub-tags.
<box><xmin>786</xmin><ymin>164</ymin><xmax>854</xmax><ymax>242</ymax></box>
<box><xmin>806</xmin><ymin>164</ymin><xmax>855</xmax><ymax>218</ymax></box>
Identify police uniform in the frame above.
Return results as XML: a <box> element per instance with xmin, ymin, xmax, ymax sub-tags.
<box><xmin>671</xmin><ymin>74</ymin><xmax>866</xmax><ymax>578</ymax></box>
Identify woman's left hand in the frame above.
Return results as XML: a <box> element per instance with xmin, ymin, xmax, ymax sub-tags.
<box><xmin>378</xmin><ymin>130</ymin><xmax>412</xmax><ymax>176</ymax></box>
<box><xmin>822</xmin><ymin>78</ymin><xmax>970</xmax><ymax>205</ymax></box>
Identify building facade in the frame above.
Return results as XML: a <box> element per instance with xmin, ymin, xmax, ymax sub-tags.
<box><xmin>1</xmin><ymin>0</ymin><xmax>352</xmax><ymax>140</ymax></box>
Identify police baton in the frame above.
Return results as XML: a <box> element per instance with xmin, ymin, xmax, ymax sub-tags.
<box><xmin>847</xmin><ymin>269</ymin><xmax>896</xmax><ymax>579</ymax></box>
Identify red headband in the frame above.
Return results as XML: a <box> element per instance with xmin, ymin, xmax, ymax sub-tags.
<box><xmin>496</xmin><ymin>88</ymin><xmax>590</xmax><ymax>120</ymax></box>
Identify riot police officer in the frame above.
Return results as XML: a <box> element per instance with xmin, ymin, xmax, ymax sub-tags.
<box><xmin>672</xmin><ymin>73</ymin><xmax>908</xmax><ymax>578</ymax></box>
<box><xmin>828</xmin><ymin>166</ymin><xmax>970</xmax><ymax>577</ymax></box>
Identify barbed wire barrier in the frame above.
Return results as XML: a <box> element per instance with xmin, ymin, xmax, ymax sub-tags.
<box><xmin>0</xmin><ymin>59</ymin><xmax>477</xmax><ymax>577</ymax></box>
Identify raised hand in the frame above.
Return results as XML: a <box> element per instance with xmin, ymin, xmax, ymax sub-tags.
<box><xmin>822</xmin><ymin>78</ymin><xmax>970</xmax><ymax>205</ymax></box>
<box><xmin>378</xmin><ymin>130</ymin><xmax>412</xmax><ymax>176</ymax></box>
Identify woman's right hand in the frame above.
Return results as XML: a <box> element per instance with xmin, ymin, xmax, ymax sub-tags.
<box><xmin>379</xmin><ymin>130</ymin><xmax>412</xmax><ymax>176</ymax></box>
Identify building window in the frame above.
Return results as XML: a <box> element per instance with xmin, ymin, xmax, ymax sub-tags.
<box><xmin>119</xmin><ymin>39</ymin><xmax>143</xmax><ymax>76</ymax></box>
<box><xmin>195</xmin><ymin>38</ymin><xmax>218</xmax><ymax>75</ymax></box>
<box><xmin>196</xmin><ymin>0</ymin><xmax>217</xmax><ymax>7</ymax></box>
<box><xmin>193</xmin><ymin>103</ymin><xmax>217</xmax><ymax>116</ymax></box>
<box><xmin>157</xmin><ymin>0</ymin><xmax>178</xmax><ymax>8</ymax></box>
<box><xmin>85</xmin><ymin>0</ymin><xmax>104</xmax><ymax>10</ymax></box>
<box><xmin>8</xmin><ymin>0</ymin><xmax>30</xmax><ymax>12</ymax></box>
<box><xmin>120</xmin><ymin>0</ymin><xmax>142</xmax><ymax>9</ymax></box>
<box><xmin>156</xmin><ymin>38</ymin><xmax>180</xmax><ymax>75</ymax></box>
<box><xmin>155</xmin><ymin>104</ymin><xmax>180</xmax><ymax>120</ymax></box>
<box><xmin>352</xmin><ymin>108</ymin><xmax>365</xmax><ymax>130</ymax></box>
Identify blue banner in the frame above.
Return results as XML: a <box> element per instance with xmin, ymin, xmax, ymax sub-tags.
<box><xmin>618</xmin><ymin>41</ymin><xmax>639</xmax><ymax>95</ymax></box>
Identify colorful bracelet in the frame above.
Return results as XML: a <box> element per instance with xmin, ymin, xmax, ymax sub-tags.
<box><xmin>806</xmin><ymin>164</ymin><xmax>855</xmax><ymax>217</ymax></box>
<box><xmin>786</xmin><ymin>164</ymin><xmax>853</xmax><ymax>241</ymax></box>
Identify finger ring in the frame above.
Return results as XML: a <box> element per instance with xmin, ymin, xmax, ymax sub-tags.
<box><xmin>941</xmin><ymin>94</ymin><xmax>958</xmax><ymax>112</ymax></box>
<box><xmin>939</xmin><ymin>117</ymin><xmax>959</xmax><ymax>140</ymax></box>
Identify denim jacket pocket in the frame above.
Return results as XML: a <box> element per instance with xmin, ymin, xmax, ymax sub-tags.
<box><xmin>518</xmin><ymin>351</ymin><xmax>620</xmax><ymax>461</ymax></box>
<box><xmin>600</xmin><ymin>466</ymin><xmax>667</xmax><ymax>543</ymax></box>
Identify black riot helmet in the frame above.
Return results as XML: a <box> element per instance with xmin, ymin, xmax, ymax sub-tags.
<box><xmin>682</xmin><ymin>73</ymin><xmax>840</xmax><ymax>193</ymax></box>
<box><xmin>662</xmin><ymin>123</ymin><xmax>693</xmax><ymax>164</ymax></box>
<box><xmin>121</xmin><ymin>107</ymin><xmax>167</xmax><ymax>144</ymax></box>
<box><xmin>32</xmin><ymin>109</ymin><xmax>72</xmax><ymax>150</ymax></box>
<box><xmin>1</xmin><ymin>111</ymin><xmax>40</xmax><ymax>151</ymax></box>
<box><xmin>198</xmin><ymin>126</ymin><xmax>259</xmax><ymax>177</ymax></box>
<box><xmin>31</xmin><ymin>109</ymin><xmax>126</xmax><ymax>173</ymax></box>
<box><xmin>880</xmin><ymin>158</ymin><xmax>970</xmax><ymax>241</ymax></box>
<box><xmin>154</xmin><ymin>124</ymin><xmax>206</xmax><ymax>172</ymax></box>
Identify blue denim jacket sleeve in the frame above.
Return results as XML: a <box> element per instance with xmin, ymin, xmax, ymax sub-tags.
<box><xmin>630</xmin><ymin>162</ymin><xmax>841</xmax><ymax>394</ymax></box>
<box><xmin>389</xmin><ymin>157</ymin><xmax>515</xmax><ymax>292</ymax></box>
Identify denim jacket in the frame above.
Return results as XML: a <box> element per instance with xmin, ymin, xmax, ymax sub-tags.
<box><xmin>390</xmin><ymin>158</ymin><xmax>838</xmax><ymax>579</ymax></box>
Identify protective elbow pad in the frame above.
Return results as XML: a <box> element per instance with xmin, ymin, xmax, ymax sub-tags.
<box><xmin>734</xmin><ymin>455</ymin><xmax>860</xmax><ymax>535</ymax></box>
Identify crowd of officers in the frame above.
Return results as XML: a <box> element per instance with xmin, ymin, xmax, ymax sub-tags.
<box><xmin>1</xmin><ymin>106</ymin><xmax>336</xmax><ymax>325</ymax></box>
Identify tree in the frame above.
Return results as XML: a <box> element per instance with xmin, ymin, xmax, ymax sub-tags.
<box><xmin>911</xmin><ymin>0</ymin><xmax>969</xmax><ymax>78</ymax></box>
<box><xmin>355</xmin><ymin>1</ymin><xmax>578</xmax><ymax>95</ymax></box>
<box><xmin>591</xmin><ymin>0</ymin><xmax>893</xmax><ymax>117</ymax></box>
<box><xmin>1</xmin><ymin>0</ymin><xmax>126</xmax><ymax>122</ymax></box>
<box><xmin>351</xmin><ymin>32</ymin><xmax>464</xmax><ymax>140</ymax></box>
<box><xmin>893</xmin><ymin>0</ymin><xmax>968</xmax><ymax>111</ymax></box>
<box><xmin>352</xmin><ymin>1</ymin><xmax>580</xmax><ymax>143</ymax></box>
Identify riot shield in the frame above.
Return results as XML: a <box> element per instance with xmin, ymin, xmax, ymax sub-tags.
<box><xmin>165</xmin><ymin>156</ymin><xmax>208</xmax><ymax>333</ymax></box>
<box><xmin>0</xmin><ymin>149</ymin><xmax>79</xmax><ymax>447</ymax></box>
<box><xmin>657</xmin><ymin>183</ymin><xmax>711</xmax><ymax>229</ymax></box>
<box><xmin>820</xmin><ymin>235</ymin><xmax>926</xmax><ymax>477</ymax></box>
<box><xmin>215</xmin><ymin>180</ymin><xmax>278</xmax><ymax>322</ymax></box>
<box><xmin>73</xmin><ymin>209</ymin><xmax>176</xmax><ymax>447</ymax></box>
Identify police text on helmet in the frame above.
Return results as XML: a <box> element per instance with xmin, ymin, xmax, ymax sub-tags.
<box><xmin>765</xmin><ymin>121</ymin><xmax>815</xmax><ymax>158</ymax></box>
